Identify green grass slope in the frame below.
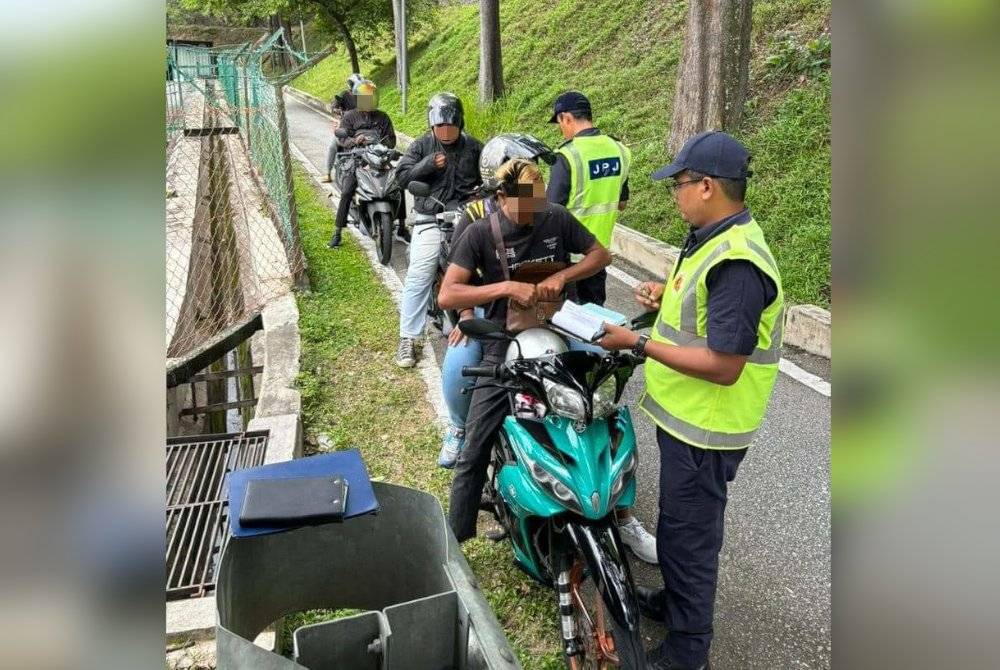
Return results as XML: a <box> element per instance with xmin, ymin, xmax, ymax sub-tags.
<box><xmin>295</xmin><ymin>0</ymin><xmax>830</xmax><ymax>306</ymax></box>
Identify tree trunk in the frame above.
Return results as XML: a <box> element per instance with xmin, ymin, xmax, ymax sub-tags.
<box><xmin>668</xmin><ymin>0</ymin><xmax>753</xmax><ymax>154</ymax></box>
<box><xmin>478</xmin><ymin>0</ymin><xmax>504</xmax><ymax>103</ymax></box>
<box><xmin>318</xmin><ymin>5</ymin><xmax>360</xmax><ymax>74</ymax></box>
<box><xmin>268</xmin><ymin>14</ymin><xmax>293</xmax><ymax>72</ymax></box>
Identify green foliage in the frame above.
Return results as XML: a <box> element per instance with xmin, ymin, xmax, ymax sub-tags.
<box><xmin>181</xmin><ymin>0</ymin><xmax>436</xmax><ymax>65</ymax></box>
<box><xmin>764</xmin><ymin>34</ymin><xmax>831</xmax><ymax>80</ymax></box>
<box><xmin>294</xmin><ymin>0</ymin><xmax>830</xmax><ymax>306</ymax></box>
<box><xmin>292</xmin><ymin>170</ymin><xmax>564</xmax><ymax>667</ymax></box>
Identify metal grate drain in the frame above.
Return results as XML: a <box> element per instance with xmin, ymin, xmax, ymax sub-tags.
<box><xmin>166</xmin><ymin>431</ymin><xmax>268</xmax><ymax>600</ymax></box>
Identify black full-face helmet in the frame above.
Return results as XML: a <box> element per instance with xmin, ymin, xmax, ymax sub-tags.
<box><xmin>479</xmin><ymin>133</ymin><xmax>556</xmax><ymax>192</ymax></box>
<box><xmin>427</xmin><ymin>92</ymin><xmax>465</xmax><ymax>130</ymax></box>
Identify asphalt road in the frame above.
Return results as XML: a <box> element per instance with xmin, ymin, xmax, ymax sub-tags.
<box><xmin>284</xmin><ymin>96</ymin><xmax>831</xmax><ymax>669</ymax></box>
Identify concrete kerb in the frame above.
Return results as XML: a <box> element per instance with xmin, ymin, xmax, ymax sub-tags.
<box><xmin>284</xmin><ymin>85</ymin><xmax>831</xmax><ymax>359</ymax></box>
<box><xmin>609</xmin><ymin>225</ymin><xmax>832</xmax><ymax>358</ymax></box>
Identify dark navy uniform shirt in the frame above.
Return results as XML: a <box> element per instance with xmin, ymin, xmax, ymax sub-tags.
<box><xmin>672</xmin><ymin>208</ymin><xmax>779</xmax><ymax>356</ymax></box>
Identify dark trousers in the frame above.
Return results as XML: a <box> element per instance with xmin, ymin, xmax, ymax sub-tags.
<box><xmin>576</xmin><ymin>267</ymin><xmax>607</xmax><ymax>306</ymax></box>
<box><xmin>326</xmin><ymin>140</ymin><xmax>338</xmax><ymax>176</ymax></box>
<box><xmin>655</xmin><ymin>427</ymin><xmax>746</xmax><ymax>669</ymax></box>
<box><xmin>334</xmin><ymin>170</ymin><xmax>357</xmax><ymax>232</ymax></box>
<box><xmin>448</xmin><ymin>348</ymin><xmax>508</xmax><ymax>542</ymax></box>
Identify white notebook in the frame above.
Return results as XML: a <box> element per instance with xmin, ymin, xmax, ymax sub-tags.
<box><xmin>550</xmin><ymin>301</ymin><xmax>627</xmax><ymax>342</ymax></box>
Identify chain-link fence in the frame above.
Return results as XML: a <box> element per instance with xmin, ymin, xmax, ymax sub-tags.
<box><xmin>165</xmin><ymin>32</ymin><xmax>326</xmax><ymax>362</ymax></box>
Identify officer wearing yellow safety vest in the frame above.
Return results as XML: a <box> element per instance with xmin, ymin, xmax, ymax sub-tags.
<box><xmin>547</xmin><ymin>91</ymin><xmax>632</xmax><ymax>307</ymax></box>
<box><xmin>598</xmin><ymin>131</ymin><xmax>784</xmax><ymax>670</ymax></box>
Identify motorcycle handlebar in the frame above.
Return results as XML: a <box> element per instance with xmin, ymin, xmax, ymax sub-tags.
<box><xmin>461</xmin><ymin>364</ymin><xmax>499</xmax><ymax>378</ymax></box>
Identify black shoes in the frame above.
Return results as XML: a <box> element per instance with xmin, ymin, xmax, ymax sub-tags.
<box><xmin>328</xmin><ymin>229</ymin><xmax>343</xmax><ymax>248</ymax></box>
<box><xmin>636</xmin><ymin>585</ymin><xmax>667</xmax><ymax>622</ymax></box>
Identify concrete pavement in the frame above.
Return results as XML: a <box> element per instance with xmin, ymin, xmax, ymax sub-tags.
<box><xmin>284</xmin><ymin>95</ymin><xmax>831</xmax><ymax>669</ymax></box>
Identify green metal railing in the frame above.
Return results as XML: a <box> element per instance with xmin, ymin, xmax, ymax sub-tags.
<box><xmin>166</xmin><ymin>31</ymin><xmax>330</xmax><ymax>261</ymax></box>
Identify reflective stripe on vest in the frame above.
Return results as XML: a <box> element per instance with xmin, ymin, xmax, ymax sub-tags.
<box><xmin>655</xmin><ymin>316</ymin><xmax>783</xmax><ymax>365</ymax></box>
<box><xmin>639</xmin><ymin>394</ymin><xmax>760</xmax><ymax>448</ymax></box>
<box><xmin>642</xmin><ymin>218</ymin><xmax>784</xmax><ymax>450</ymax></box>
<box><xmin>557</xmin><ymin>136</ymin><xmax>631</xmax><ymax>247</ymax></box>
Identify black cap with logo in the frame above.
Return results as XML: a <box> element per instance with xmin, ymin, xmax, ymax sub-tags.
<box><xmin>652</xmin><ymin>130</ymin><xmax>752</xmax><ymax>181</ymax></box>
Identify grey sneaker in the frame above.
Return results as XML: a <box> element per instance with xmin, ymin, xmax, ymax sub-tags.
<box><xmin>394</xmin><ymin>338</ymin><xmax>417</xmax><ymax>368</ymax></box>
<box><xmin>618</xmin><ymin>516</ymin><xmax>658</xmax><ymax>564</ymax></box>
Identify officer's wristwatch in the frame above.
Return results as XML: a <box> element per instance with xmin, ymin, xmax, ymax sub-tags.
<box><xmin>631</xmin><ymin>334</ymin><xmax>650</xmax><ymax>359</ymax></box>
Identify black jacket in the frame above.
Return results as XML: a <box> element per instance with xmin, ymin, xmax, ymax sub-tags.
<box><xmin>337</xmin><ymin>110</ymin><xmax>396</xmax><ymax>150</ymax></box>
<box><xmin>394</xmin><ymin>131</ymin><xmax>483</xmax><ymax>215</ymax></box>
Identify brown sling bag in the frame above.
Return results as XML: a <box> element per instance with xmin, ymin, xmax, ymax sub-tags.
<box><xmin>488</xmin><ymin>211</ymin><xmax>567</xmax><ymax>333</ymax></box>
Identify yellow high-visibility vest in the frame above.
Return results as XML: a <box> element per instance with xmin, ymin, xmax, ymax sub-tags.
<box><xmin>640</xmin><ymin>218</ymin><xmax>784</xmax><ymax>449</ymax></box>
<box><xmin>556</xmin><ymin>133</ymin><xmax>631</xmax><ymax>247</ymax></box>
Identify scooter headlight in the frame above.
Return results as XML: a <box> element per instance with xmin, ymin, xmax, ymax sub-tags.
<box><xmin>527</xmin><ymin>458</ymin><xmax>581</xmax><ymax>513</ymax></box>
<box><xmin>592</xmin><ymin>375</ymin><xmax>618</xmax><ymax>419</ymax></box>
<box><xmin>543</xmin><ymin>379</ymin><xmax>587</xmax><ymax>422</ymax></box>
<box><xmin>610</xmin><ymin>451</ymin><xmax>638</xmax><ymax>505</ymax></box>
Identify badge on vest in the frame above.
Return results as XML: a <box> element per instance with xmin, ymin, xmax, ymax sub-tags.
<box><xmin>588</xmin><ymin>157</ymin><xmax>622</xmax><ymax>180</ymax></box>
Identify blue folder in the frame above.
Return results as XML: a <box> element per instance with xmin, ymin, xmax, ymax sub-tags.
<box><xmin>226</xmin><ymin>449</ymin><xmax>379</xmax><ymax>538</ymax></box>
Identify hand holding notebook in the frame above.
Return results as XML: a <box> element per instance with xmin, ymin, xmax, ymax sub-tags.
<box><xmin>549</xmin><ymin>301</ymin><xmax>628</xmax><ymax>342</ymax></box>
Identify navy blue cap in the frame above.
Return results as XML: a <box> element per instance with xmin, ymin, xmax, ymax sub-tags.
<box><xmin>548</xmin><ymin>91</ymin><xmax>592</xmax><ymax>123</ymax></box>
<box><xmin>652</xmin><ymin>131</ymin><xmax>752</xmax><ymax>181</ymax></box>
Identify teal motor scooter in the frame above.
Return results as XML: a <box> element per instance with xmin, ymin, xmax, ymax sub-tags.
<box><xmin>458</xmin><ymin>313</ymin><xmax>656</xmax><ymax>669</ymax></box>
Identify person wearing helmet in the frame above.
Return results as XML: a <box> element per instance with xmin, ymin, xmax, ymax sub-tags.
<box><xmin>322</xmin><ymin>73</ymin><xmax>363</xmax><ymax>184</ymax></box>
<box><xmin>328</xmin><ymin>80</ymin><xmax>403</xmax><ymax>248</ymax></box>
<box><xmin>437</xmin><ymin>133</ymin><xmax>555</xmax><ymax>469</ymax></box>
<box><xmin>437</xmin><ymin>158</ymin><xmax>612</xmax><ymax>543</ymax></box>
<box><xmin>393</xmin><ymin>93</ymin><xmax>484</xmax><ymax>368</ymax></box>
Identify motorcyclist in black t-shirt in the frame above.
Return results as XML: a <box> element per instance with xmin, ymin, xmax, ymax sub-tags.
<box><xmin>438</xmin><ymin>158</ymin><xmax>612</xmax><ymax>543</ymax></box>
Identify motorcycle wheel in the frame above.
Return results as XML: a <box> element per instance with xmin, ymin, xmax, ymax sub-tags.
<box><xmin>564</xmin><ymin>557</ymin><xmax>646</xmax><ymax>670</ymax></box>
<box><xmin>374</xmin><ymin>211</ymin><xmax>393</xmax><ymax>265</ymax></box>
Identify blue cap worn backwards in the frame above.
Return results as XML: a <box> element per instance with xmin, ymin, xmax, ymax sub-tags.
<box><xmin>652</xmin><ymin>131</ymin><xmax>752</xmax><ymax>181</ymax></box>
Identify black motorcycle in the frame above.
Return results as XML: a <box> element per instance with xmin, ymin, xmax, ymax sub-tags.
<box><xmin>333</xmin><ymin>128</ymin><xmax>403</xmax><ymax>265</ymax></box>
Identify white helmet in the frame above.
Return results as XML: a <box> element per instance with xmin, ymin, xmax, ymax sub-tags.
<box><xmin>506</xmin><ymin>328</ymin><xmax>569</xmax><ymax>362</ymax></box>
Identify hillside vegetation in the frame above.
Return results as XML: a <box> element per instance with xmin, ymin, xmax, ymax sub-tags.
<box><xmin>295</xmin><ymin>0</ymin><xmax>830</xmax><ymax>306</ymax></box>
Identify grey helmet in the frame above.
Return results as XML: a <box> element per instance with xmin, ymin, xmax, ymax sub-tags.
<box><xmin>480</xmin><ymin>133</ymin><xmax>556</xmax><ymax>192</ymax></box>
<box><xmin>427</xmin><ymin>92</ymin><xmax>465</xmax><ymax>130</ymax></box>
<box><xmin>347</xmin><ymin>73</ymin><xmax>364</xmax><ymax>90</ymax></box>
<box><xmin>505</xmin><ymin>328</ymin><xmax>569</xmax><ymax>362</ymax></box>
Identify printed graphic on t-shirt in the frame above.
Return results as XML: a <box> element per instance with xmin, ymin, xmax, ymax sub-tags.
<box><xmin>588</xmin><ymin>157</ymin><xmax>622</xmax><ymax>180</ymax></box>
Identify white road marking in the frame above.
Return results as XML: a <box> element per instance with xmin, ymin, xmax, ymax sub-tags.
<box><xmin>606</xmin><ymin>264</ymin><xmax>640</xmax><ymax>288</ymax></box>
<box><xmin>778</xmin><ymin>359</ymin><xmax>831</xmax><ymax>397</ymax></box>
<box><xmin>607</xmin><ymin>257</ymin><xmax>832</xmax><ymax>397</ymax></box>
<box><xmin>289</xmin><ymin>140</ymin><xmax>452</xmax><ymax>427</ymax></box>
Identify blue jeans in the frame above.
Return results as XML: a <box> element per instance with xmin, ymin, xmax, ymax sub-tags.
<box><xmin>441</xmin><ymin>335</ymin><xmax>483</xmax><ymax>431</ymax></box>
